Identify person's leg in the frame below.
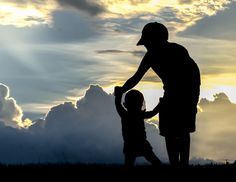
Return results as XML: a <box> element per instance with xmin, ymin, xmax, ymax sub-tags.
<box><xmin>165</xmin><ymin>136</ymin><xmax>180</xmax><ymax>166</ymax></box>
<box><xmin>144</xmin><ymin>150</ymin><xmax>162</xmax><ymax>166</ymax></box>
<box><xmin>179</xmin><ymin>133</ymin><xmax>190</xmax><ymax>166</ymax></box>
<box><xmin>125</xmin><ymin>154</ymin><xmax>136</xmax><ymax>167</ymax></box>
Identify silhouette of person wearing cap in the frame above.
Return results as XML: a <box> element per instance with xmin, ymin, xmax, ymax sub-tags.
<box><xmin>117</xmin><ymin>22</ymin><xmax>201</xmax><ymax>166</ymax></box>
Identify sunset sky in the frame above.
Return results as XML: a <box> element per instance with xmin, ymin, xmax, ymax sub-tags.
<box><xmin>0</xmin><ymin>0</ymin><xmax>236</xmax><ymax>164</ymax></box>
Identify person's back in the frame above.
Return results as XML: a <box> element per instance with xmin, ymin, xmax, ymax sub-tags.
<box><xmin>145</xmin><ymin>42</ymin><xmax>200</xmax><ymax>135</ymax></box>
<box><xmin>114</xmin><ymin>88</ymin><xmax>162</xmax><ymax>167</ymax></box>
<box><xmin>146</xmin><ymin>42</ymin><xmax>200</xmax><ymax>100</ymax></box>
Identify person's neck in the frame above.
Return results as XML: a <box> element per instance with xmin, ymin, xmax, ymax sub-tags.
<box><xmin>145</xmin><ymin>41</ymin><xmax>168</xmax><ymax>51</ymax></box>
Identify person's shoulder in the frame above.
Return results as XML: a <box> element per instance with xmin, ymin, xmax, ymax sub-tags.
<box><xmin>141</xmin><ymin>51</ymin><xmax>153</xmax><ymax>63</ymax></box>
<box><xmin>168</xmin><ymin>42</ymin><xmax>188</xmax><ymax>53</ymax></box>
<box><xmin>168</xmin><ymin>42</ymin><xmax>191</xmax><ymax>58</ymax></box>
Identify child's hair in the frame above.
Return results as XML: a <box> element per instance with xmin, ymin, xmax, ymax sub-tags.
<box><xmin>124</xmin><ymin>89</ymin><xmax>146</xmax><ymax>110</ymax></box>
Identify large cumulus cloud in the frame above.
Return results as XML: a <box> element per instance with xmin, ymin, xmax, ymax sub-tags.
<box><xmin>0</xmin><ymin>85</ymin><xmax>167</xmax><ymax>164</ymax></box>
<box><xmin>0</xmin><ymin>86</ymin><xmax>164</xmax><ymax>163</ymax></box>
<box><xmin>0</xmin><ymin>83</ymin><xmax>32</xmax><ymax>128</ymax></box>
<box><xmin>34</xmin><ymin>85</ymin><xmax>167</xmax><ymax>164</ymax></box>
<box><xmin>192</xmin><ymin>93</ymin><xmax>236</xmax><ymax>162</ymax></box>
<box><xmin>0</xmin><ymin>84</ymin><xmax>235</xmax><ymax>164</ymax></box>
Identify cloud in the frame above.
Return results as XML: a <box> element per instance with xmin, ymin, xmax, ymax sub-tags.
<box><xmin>20</xmin><ymin>9</ymin><xmax>101</xmax><ymax>43</ymax></box>
<box><xmin>56</xmin><ymin>0</ymin><xmax>105</xmax><ymax>16</ymax></box>
<box><xmin>0</xmin><ymin>9</ymin><xmax>105</xmax><ymax>104</ymax></box>
<box><xmin>96</xmin><ymin>49</ymin><xmax>145</xmax><ymax>58</ymax></box>
<box><xmin>192</xmin><ymin>93</ymin><xmax>236</xmax><ymax>162</ymax></box>
<box><xmin>0</xmin><ymin>40</ymin><xmax>107</xmax><ymax>116</ymax></box>
<box><xmin>0</xmin><ymin>0</ymin><xmax>232</xmax><ymax>32</ymax></box>
<box><xmin>102</xmin><ymin>0</ymin><xmax>232</xmax><ymax>35</ymax></box>
<box><xmin>0</xmin><ymin>1</ymin><xmax>56</xmax><ymax>27</ymax></box>
<box><xmin>0</xmin><ymin>85</ymin><xmax>235</xmax><ymax>164</ymax></box>
<box><xmin>158</xmin><ymin>7</ymin><xmax>185</xmax><ymax>24</ymax></box>
<box><xmin>96</xmin><ymin>50</ymin><xmax>128</xmax><ymax>54</ymax></box>
<box><xmin>178</xmin><ymin>0</ymin><xmax>193</xmax><ymax>4</ymax></box>
<box><xmin>0</xmin><ymin>85</ymin><xmax>167</xmax><ymax>164</ymax></box>
<box><xmin>0</xmin><ymin>9</ymin><xmax>146</xmax><ymax>117</ymax></box>
<box><xmin>4</xmin><ymin>0</ymin><xmax>42</xmax><ymax>4</ymax></box>
<box><xmin>178</xmin><ymin>2</ymin><xmax>236</xmax><ymax>40</ymax></box>
<box><xmin>43</xmin><ymin>10</ymin><xmax>101</xmax><ymax>42</ymax></box>
<box><xmin>41</xmin><ymin>85</ymin><xmax>167</xmax><ymax>163</ymax></box>
<box><xmin>0</xmin><ymin>83</ymin><xmax>32</xmax><ymax>128</ymax></box>
<box><xmin>130</xmin><ymin>0</ymin><xmax>151</xmax><ymax>5</ymax></box>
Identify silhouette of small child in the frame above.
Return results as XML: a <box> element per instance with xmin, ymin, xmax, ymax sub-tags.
<box><xmin>114</xmin><ymin>86</ymin><xmax>162</xmax><ymax>167</ymax></box>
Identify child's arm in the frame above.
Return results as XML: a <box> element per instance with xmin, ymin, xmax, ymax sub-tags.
<box><xmin>143</xmin><ymin>98</ymin><xmax>162</xmax><ymax>119</ymax></box>
<box><xmin>114</xmin><ymin>86</ymin><xmax>126</xmax><ymax>116</ymax></box>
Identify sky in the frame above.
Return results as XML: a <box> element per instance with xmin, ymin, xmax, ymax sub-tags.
<box><xmin>0</xmin><ymin>0</ymin><xmax>236</xmax><ymax>164</ymax></box>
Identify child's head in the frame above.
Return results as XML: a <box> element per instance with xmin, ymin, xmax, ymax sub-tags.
<box><xmin>124</xmin><ymin>89</ymin><xmax>145</xmax><ymax>111</ymax></box>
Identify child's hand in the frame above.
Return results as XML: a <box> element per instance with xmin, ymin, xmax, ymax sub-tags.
<box><xmin>114</xmin><ymin>86</ymin><xmax>123</xmax><ymax>96</ymax></box>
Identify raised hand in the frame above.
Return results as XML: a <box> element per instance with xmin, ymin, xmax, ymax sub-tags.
<box><xmin>114</xmin><ymin>86</ymin><xmax>123</xmax><ymax>96</ymax></box>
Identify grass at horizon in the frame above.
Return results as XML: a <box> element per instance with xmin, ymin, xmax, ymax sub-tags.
<box><xmin>1</xmin><ymin>163</ymin><xmax>236</xmax><ymax>179</ymax></box>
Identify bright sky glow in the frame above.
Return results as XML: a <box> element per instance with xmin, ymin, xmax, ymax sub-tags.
<box><xmin>0</xmin><ymin>0</ymin><xmax>235</xmax><ymax>126</ymax></box>
<box><xmin>0</xmin><ymin>1</ymin><xmax>57</xmax><ymax>27</ymax></box>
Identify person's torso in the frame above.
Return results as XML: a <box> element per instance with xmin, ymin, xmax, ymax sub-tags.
<box><xmin>121</xmin><ymin>112</ymin><xmax>147</xmax><ymax>143</ymax></box>
<box><xmin>146</xmin><ymin>42</ymin><xmax>200</xmax><ymax>104</ymax></box>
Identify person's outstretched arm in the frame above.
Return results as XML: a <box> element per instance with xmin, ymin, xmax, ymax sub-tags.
<box><xmin>143</xmin><ymin>103</ymin><xmax>160</xmax><ymax>119</ymax></box>
<box><xmin>114</xmin><ymin>86</ymin><xmax>126</xmax><ymax>117</ymax></box>
<box><xmin>121</xmin><ymin>54</ymin><xmax>150</xmax><ymax>93</ymax></box>
<box><xmin>143</xmin><ymin>98</ymin><xmax>162</xmax><ymax>118</ymax></box>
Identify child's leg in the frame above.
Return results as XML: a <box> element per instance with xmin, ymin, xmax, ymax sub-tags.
<box><xmin>125</xmin><ymin>154</ymin><xmax>135</xmax><ymax>167</ymax></box>
<box><xmin>144</xmin><ymin>150</ymin><xmax>162</xmax><ymax>166</ymax></box>
<box><xmin>179</xmin><ymin>133</ymin><xmax>190</xmax><ymax>166</ymax></box>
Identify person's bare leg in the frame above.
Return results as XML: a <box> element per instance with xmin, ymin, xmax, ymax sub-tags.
<box><xmin>179</xmin><ymin>133</ymin><xmax>190</xmax><ymax>166</ymax></box>
<box><xmin>144</xmin><ymin>150</ymin><xmax>162</xmax><ymax>166</ymax></box>
<box><xmin>165</xmin><ymin>136</ymin><xmax>180</xmax><ymax>166</ymax></box>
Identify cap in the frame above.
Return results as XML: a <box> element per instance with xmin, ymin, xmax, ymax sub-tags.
<box><xmin>137</xmin><ymin>22</ymin><xmax>168</xmax><ymax>46</ymax></box>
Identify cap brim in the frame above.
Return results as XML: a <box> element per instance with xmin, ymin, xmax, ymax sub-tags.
<box><xmin>136</xmin><ymin>38</ymin><xmax>144</xmax><ymax>46</ymax></box>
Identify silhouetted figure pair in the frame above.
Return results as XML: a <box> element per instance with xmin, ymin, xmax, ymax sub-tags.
<box><xmin>116</xmin><ymin>22</ymin><xmax>201</xmax><ymax>167</ymax></box>
<box><xmin>114</xmin><ymin>87</ymin><xmax>162</xmax><ymax>167</ymax></box>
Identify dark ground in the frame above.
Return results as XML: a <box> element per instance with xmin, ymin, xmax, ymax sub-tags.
<box><xmin>1</xmin><ymin>163</ymin><xmax>236</xmax><ymax>180</ymax></box>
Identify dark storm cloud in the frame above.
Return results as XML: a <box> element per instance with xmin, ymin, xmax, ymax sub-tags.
<box><xmin>178</xmin><ymin>2</ymin><xmax>236</xmax><ymax>40</ymax></box>
<box><xmin>56</xmin><ymin>0</ymin><xmax>105</xmax><ymax>16</ymax></box>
